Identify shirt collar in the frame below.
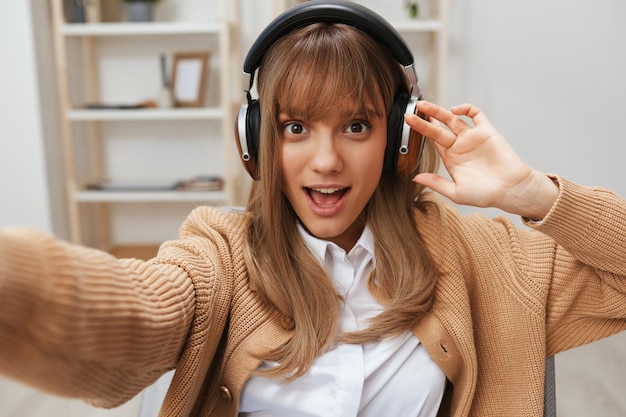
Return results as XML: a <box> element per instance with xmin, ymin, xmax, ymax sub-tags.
<box><xmin>296</xmin><ymin>222</ymin><xmax>375</xmax><ymax>264</ymax></box>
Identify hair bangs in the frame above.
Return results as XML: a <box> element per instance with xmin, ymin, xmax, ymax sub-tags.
<box><xmin>273</xmin><ymin>24</ymin><xmax>389</xmax><ymax>121</ymax></box>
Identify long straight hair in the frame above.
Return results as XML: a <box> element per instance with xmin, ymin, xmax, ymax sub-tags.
<box><xmin>242</xmin><ymin>23</ymin><xmax>441</xmax><ymax>380</ymax></box>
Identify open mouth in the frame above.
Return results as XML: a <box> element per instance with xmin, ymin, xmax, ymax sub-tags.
<box><xmin>305</xmin><ymin>187</ymin><xmax>349</xmax><ymax>207</ymax></box>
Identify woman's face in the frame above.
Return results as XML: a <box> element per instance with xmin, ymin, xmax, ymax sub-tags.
<box><xmin>279</xmin><ymin>104</ymin><xmax>387</xmax><ymax>252</ymax></box>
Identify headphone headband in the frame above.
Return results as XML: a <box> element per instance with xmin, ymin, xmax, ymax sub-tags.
<box><xmin>242</xmin><ymin>0</ymin><xmax>419</xmax><ymax>95</ymax></box>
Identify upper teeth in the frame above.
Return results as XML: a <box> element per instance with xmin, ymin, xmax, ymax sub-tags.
<box><xmin>311</xmin><ymin>187</ymin><xmax>342</xmax><ymax>194</ymax></box>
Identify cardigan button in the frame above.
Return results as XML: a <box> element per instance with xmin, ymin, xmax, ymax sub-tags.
<box><xmin>219</xmin><ymin>385</ymin><xmax>233</xmax><ymax>403</ymax></box>
<box><xmin>281</xmin><ymin>315</ymin><xmax>295</xmax><ymax>330</ymax></box>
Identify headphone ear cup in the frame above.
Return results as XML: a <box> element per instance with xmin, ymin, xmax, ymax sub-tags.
<box><xmin>384</xmin><ymin>90</ymin><xmax>425</xmax><ymax>178</ymax></box>
<box><xmin>246</xmin><ymin>100</ymin><xmax>261</xmax><ymax>178</ymax></box>
<box><xmin>396</xmin><ymin>99</ymin><xmax>425</xmax><ymax>178</ymax></box>
<box><xmin>383</xmin><ymin>89</ymin><xmax>411</xmax><ymax>175</ymax></box>
<box><xmin>234</xmin><ymin>100</ymin><xmax>261</xmax><ymax>180</ymax></box>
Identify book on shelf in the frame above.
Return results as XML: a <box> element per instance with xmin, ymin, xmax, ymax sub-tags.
<box><xmin>174</xmin><ymin>176</ymin><xmax>224</xmax><ymax>191</ymax></box>
<box><xmin>86</xmin><ymin>176</ymin><xmax>223</xmax><ymax>192</ymax></box>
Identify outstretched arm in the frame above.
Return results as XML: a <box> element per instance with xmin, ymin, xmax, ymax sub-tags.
<box><xmin>406</xmin><ymin>100</ymin><xmax>559</xmax><ymax>220</ymax></box>
<box><xmin>0</xmin><ymin>228</ymin><xmax>194</xmax><ymax>406</ymax></box>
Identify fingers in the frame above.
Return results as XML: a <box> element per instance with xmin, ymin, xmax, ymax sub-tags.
<box><xmin>416</xmin><ymin>100</ymin><xmax>491</xmax><ymax>130</ymax></box>
<box><xmin>404</xmin><ymin>112</ymin><xmax>457</xmax><ymax>149</ymax></box>
<box><xmin>450</xmin><ymin>103</ymin><xmax>490</xmax><ymax>127</ymax></box>
<box><xmin>406</xmin><ymin>100</ymin><xmax>493</xmax><ymax>151</ymax></box>
<box><xmin>412</xmin><ymin>172</ymin><xmax>457</xmax><ymax>201</ymax></box>
<box><xmin>416</xmin><ymin>100</ymin><xmax>475</xmax><ymax>136</ymax></box>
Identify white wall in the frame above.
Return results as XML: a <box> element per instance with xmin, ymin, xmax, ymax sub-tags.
<box><xmin>0</xmin><ymin>1</ymin><xmax>57</xmax><ymax>233</ymax></box>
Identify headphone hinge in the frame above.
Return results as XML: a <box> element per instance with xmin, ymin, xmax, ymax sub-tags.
<box><xmin>242</xmin><ymin>71</ymin><xmax>253</xmax><ymax>94</ymax></box>
<box><xmin>404</xmin><ymin>64</ymin><xmax>420</xmax><ymax>98</ymax></box>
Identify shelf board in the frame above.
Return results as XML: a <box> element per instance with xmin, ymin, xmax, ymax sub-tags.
<box><xmin>60</xmin><ymin>20</ymin><xmax>439</xmax><ymax>37</ymax></box>
<box><xmin>75</xmin><ymin>189</ymin><xmax>228</xmax><ymax>203</ymax></box>
<box><xmin>61</xmin><ymin>22</ymin><xmax>221</xmax><ymax>36</ymax></box>
<box><xmin>391</xmin><ymin>19</ymin><xmax>443</xmax><ymax>32</ymax></box>
<box><xmin>67</xmin><ymin>107</ymin><xmax>224</xmax><ymax>121</ymax></box>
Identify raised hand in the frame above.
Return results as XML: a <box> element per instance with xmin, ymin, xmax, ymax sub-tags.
<box><xmin>406</xmin><ymin>101</ymin><xmax>559</xmax><ymax>220</ymax></box>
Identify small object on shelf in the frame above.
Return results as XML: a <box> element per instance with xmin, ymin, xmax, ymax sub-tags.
<box><xmin>175</xmin><ymin>176</ymin><xmax>224</xmax><ymax>192</ymax></box>
<box><xmin>85</xmin><ymin>175</ymin><xmax>223</xmax><ymax>193</ymax></box>
<box><xmin>122</xmin><ymin>0</ymin><xmax>162</xmax><ymax>22</ymax></box>
<box><xmin>65</xmin><ymin>0</ymin><xmax>85</xmax><ymax>23</ymax></box>
<box><xmin>86</xmin><ymin>179</ymin><xmax>179</xmax><ymax>191</ymax></box>
<box><xmin>405</xmin><ymin>0</ymin><xmax>419</xmax><ymax>19</ymax></box>
<box><xmin>84</xmin><ymin>100</ymin><xmax>158</xmax><ymax>109</ymax></box>
<box><xmin>158</xmin><ymin>54</ymin><xmax>173</xmax><ymax>108</ymax></box>
<box><xmin>171</xmin><ymin>52</ymin><xmax>210</xmax><ymax>107</ymax></box>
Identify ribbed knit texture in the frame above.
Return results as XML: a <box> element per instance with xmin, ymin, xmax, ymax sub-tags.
<box><xmin>1</xmin><ymin>176</ymin><xmax>625</xmax><ymax>416</ymax></box>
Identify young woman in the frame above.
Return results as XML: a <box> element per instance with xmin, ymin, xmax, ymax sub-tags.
<box><xmin>1</xmin><ymin>2</ymin><xmax>625</xmax><ymax>416</ymax></box>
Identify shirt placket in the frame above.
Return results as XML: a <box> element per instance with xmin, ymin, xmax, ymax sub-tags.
<box><xmin>329</xmin><ymin>246</ymin><xmax>364</xmax><ymax>417</ymax></box>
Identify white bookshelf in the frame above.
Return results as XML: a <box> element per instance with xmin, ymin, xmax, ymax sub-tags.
<box><xmin>50</xmin><ymin>0</ymin><xmax>243</xmax><ymax>256</ymax></box>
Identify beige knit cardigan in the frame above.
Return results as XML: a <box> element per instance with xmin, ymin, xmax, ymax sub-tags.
<box><xmin>1</xmin><ymin>176</ymin><xmax>625</xmax><ymax>417</ymax></box>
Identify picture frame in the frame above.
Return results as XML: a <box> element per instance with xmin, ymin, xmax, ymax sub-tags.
<box><xmin>171</xmin><ymin>52</ymin><xmax>210</xmax><ymax>107</ymax></box>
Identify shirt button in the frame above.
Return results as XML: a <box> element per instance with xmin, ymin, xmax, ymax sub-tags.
<box><xmin>281</xmin><ymin>315</ymin><xmax>295</xmax><ymax>330</ymax></box>
<box><xmin>219</xmin><ymin>385</ymin><xmax>233</xmax><ymax>403</ymax></box>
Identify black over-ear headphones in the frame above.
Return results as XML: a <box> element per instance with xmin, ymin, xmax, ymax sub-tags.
<box><xmin>235</xmin><ymin>0</ymin><xmax>426</xmax><ymax>180</ymax></box>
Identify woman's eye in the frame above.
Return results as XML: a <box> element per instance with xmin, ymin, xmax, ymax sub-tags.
<box><xmin>345</xmin><ymin>122</ymin><xmax>369</xmax><ymax>134</ymax></box>
<box><xmin>285</xmin><ymin>122</ymin><xmax>307</xmax><ymax>135</ymax></box>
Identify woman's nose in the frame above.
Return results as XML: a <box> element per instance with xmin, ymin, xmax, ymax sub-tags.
<box><xmin>310</xmin><ymin>133</ymin><xmax>343</xmax><ymax>174</ymax></box>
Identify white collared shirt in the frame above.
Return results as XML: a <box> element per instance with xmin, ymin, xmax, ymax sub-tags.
<box><xmin>238</xmin><ymin>225</ymin><xmax>445</xmax><ymax>417</ymax></box>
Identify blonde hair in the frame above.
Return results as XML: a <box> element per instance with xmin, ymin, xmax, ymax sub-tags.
<box><xmin>243</xmin><ymin>23</ymin><xmax>440</xmax><ymax>380</ymax></box>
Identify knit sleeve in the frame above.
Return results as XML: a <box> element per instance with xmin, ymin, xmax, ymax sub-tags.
<box><xmin>524</xmin><ymin>175</ymin><xmax>626</xmax><ymax>275</ymax></box>
<box><xmin>0</xmin><ymin>228</ymin><xmax>197</xmax><ymax>407</ymax></box>
<box><xmin>523</xmin><ymin>176</ymin><xmax>626</xmax><ymax>352</ymax></box>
